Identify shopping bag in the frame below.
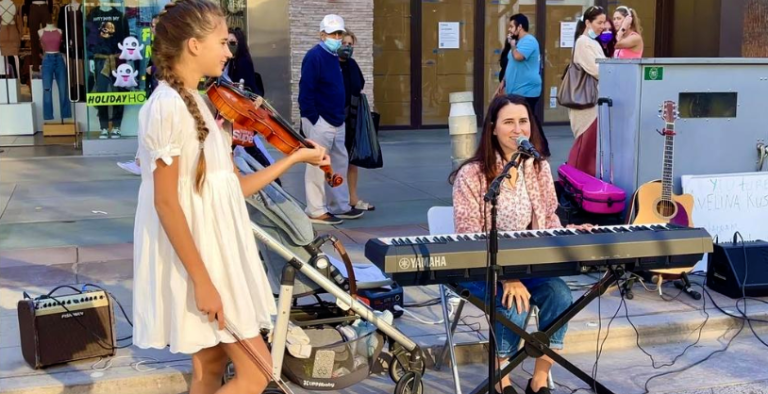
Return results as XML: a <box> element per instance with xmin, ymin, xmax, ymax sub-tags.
<box><xmin>349</xmin><ymin>94</ymin><xmax>383</xmax><ymax>169</ymax></box>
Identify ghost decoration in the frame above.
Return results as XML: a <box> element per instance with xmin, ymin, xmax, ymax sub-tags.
<box><xmin>118</xmin><ymin>36</ymin><xmax>144</xmax><ymax>60</ymax></box>
<box><xmin>113</xmin><ymin>64</ymin><xmax>139</xmax><ymax>88</ymax></box>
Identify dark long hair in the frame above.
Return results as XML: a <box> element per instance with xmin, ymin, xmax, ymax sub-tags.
<box><xmin>228</xmin><ymin>27</ymin><xmax>254</xmax><ymax>73</ymax></box>
<box><xmin>603</xmin><ymin>18</ymin><xmax>617</xmax><ymax>57</ymax></box>
<box><xmin>449</xmin><ymin>95</ymin><xmax>548</xmax><ymax>186</ymax></box>
<box><xmin>575</xmin><ymin>5</ymin><xmax>606</xmax><ymax>42</ymax></box>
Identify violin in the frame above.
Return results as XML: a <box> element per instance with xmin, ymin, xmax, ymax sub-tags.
<box><xmin>206</xmin><ymin>78</ymin><xmax>343</xmax><ymax>188</ymax></box>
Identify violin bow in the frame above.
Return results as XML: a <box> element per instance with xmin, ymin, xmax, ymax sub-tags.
<box><xmin>224</xmin><ymin>317</ymin><xmax>295</xmax><ymax>394</ymax></box>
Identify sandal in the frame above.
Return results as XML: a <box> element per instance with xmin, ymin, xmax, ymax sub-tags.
<box><xmin>352</xmin><ymin>200</ymin><xmax>376</xmax><ymax>211</ymax></box>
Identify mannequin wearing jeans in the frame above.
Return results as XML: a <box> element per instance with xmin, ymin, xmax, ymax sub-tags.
<box><xmin>39</xmin><ymin>24</ymin><xmax>71</xmax><ymax>120</ymax></box>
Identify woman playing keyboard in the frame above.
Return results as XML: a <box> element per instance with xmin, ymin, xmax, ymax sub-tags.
<box><xmin>449</xmin><ymin>94</ymin><xmax>579</xmax><ymax>394</ymax></box>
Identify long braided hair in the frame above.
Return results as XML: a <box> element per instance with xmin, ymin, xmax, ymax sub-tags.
<box><xmin>154</xmin><ymin>0</ymin><xmax>225</xmax><ymax>193</ymax></box>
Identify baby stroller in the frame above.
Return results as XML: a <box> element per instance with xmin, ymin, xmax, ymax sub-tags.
<box><xmin>227</xmin><ymin>147</ymin><xmax>426</xmax><ymax>394</ymax></box>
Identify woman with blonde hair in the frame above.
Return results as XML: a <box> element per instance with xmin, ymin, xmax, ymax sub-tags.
<box><xmin>613</xmin><ymin>5</ymin><xmax>644</xmax><ymax>59</ymax></box>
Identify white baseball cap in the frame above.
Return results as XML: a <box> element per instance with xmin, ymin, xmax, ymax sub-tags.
<box><xmin>320</xmin><ymin>14</ymin><xmax>345</xmax><ymax>34</ymax></box>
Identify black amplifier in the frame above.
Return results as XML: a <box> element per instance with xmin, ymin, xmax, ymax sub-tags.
<box><xmin>707</xmin><ymin>239</ymin><xmax>768</xmax><ymax>299</ymax></box>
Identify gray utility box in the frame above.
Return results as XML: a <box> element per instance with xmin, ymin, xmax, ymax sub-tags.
<box><xmin>596</xmin><ymin>58</ymin><xmax>768</xmax><ymax>197</ymax></box>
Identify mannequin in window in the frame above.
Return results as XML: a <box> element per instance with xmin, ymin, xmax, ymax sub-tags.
<box><xmin>39</xmin><ymin>21</ymin><xmax>71</xmax><ymax>121</ymax></box>
<box><xmin>86</xmin><ymin>1</ymin><xmax>128</xmax><ymax>138</ymax></box>
<box><xmin>58</xmin><ymin>0</ymin><xmax>85</xmax><ymax>100</ymax></box>
<box><xmin>24</xmin><ymin>0</ymin><xmax>52</xmax><ymax>72</ymax></box>
<box><xmin>0</xmin><ymin>0</ymin><xmax>22</xmax><ymax>77</ymax></box>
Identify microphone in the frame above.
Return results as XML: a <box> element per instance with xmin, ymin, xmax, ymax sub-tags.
<box><xmin>516</xmin><ymin>136</ymin><xmax>541</xmax><ymax>160</ymax></box>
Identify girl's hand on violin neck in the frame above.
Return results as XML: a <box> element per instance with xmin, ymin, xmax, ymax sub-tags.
<box><xmin>294</xmin><ymin>139</ymin><xmax>330</xmax><ymax>166</ymax></box>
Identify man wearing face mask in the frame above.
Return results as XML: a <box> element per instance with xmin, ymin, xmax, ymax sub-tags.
<box><xmin>299</xmin><ymin>14</ymin><xmax>364</xmax><ymax>225</ymax></box>
<box><xmin>502</xmin><ymin>14</ymin><xmax>550</xmax><ymax>157</ymax></box>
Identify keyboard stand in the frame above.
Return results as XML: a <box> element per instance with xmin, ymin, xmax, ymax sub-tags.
<box><xmin>446</xmin><ymin>266</ymin><xmax>623</xmax><ymax>394</ymax></box>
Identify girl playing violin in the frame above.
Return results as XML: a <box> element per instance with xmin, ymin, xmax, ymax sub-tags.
<box><xmin>132</xmin><ymin>0</ymin><xmax>329</xmax><ymax>392</ymax></box>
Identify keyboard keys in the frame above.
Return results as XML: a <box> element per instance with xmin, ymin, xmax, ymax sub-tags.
<box><xmin>383</xmin><ymin>224</ymin><xmax>681</xmax><ymax>246</ymax></box>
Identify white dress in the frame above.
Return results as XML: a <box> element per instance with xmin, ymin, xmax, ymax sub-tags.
<box><xmin>132</xmin><ymin>82</ymin><xmax>276</xmax><ymax>354</ymax></box>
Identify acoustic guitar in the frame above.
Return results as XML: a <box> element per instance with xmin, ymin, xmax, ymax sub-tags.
<box><xmin>626</xmin><ymin>100</ymin><xmax>700</xmax><ymax>299</ymax></box>
<box><xmin>630</xmin><ymin>100</ymin><xmax>694</xmax><ymax>226</ymax></box>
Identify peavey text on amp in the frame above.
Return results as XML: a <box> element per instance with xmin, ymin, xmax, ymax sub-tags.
<box><xmin>18</xmin><ymin>289</ymin><xmax>116</xmax><ymax>368</ymax></box>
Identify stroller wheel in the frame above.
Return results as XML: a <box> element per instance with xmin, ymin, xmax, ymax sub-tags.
<box><xmin>389</xmin><ymin>354</ymin><xmax>426</xmax><ymax>383</ymax></box>
<box><xmin>389</xmin><ymin>343</ymin><xmax>426</xmax><ymax>383</ymax></box>
<box><xmin>394</xmin><ymin>371</ymin><xmax>424</xmax><ymax>394</ymax></box>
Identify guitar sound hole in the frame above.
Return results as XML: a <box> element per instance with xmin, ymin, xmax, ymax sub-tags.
<box><xmin>655</xmin><ymin>200</ymin><xmax>676</xmax><ymax>218</ymax></box>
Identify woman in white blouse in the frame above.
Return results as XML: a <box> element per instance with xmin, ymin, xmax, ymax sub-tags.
<box><xmin>566</xmin><ymin>6</ymin><xmax>606</xmax><ymax>176</ymax></box>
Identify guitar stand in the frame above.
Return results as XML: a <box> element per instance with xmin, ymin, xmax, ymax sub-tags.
<box><xmin>622</xmin><ymin>270</ymin><xmax>701</xmax><ymax>301</ymax></box>
<box><xmin>447</xmin><ymin>267</ymin><xmax>624</xmax><ymax>394</ymax></box>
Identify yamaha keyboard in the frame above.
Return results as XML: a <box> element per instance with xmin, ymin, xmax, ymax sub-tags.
<box><xmin>364</xmin><ymin>224</ymin><xmax>713</xmax><ymax>286</ymax></box>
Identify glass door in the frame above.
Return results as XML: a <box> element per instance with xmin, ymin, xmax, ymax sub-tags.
<box><xmin>421</xmin><ymin>0</ymin><xmax>475</xmax><ymax>126</ymax></box>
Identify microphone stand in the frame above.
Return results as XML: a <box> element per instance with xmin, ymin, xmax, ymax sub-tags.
<box><xmin>482</xmin><ymin>151</ymin><xmax>525</xmax><ymax>394</ymax></box>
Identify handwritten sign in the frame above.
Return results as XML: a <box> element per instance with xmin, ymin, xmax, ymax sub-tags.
<box><xmin>682</xmin><ymin>172</ymin><xmax>768</xmax><ymax>271</ymax></box>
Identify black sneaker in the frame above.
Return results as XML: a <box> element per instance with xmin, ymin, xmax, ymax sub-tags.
<box><xmin>525</xmin><ymin>379</ymin><xmax>550</xmax><ymax>394</ymax></box>
<box><xmin>308</xmin><ymin>213</ymin><xmax>343</xmax><ymax>225</ymax></box>
<box><xmin>335</xmin><ymin>208</ymin><xmax>364</xmax><ymax>220</ymax></box>
<box><xmin>495</xmin><ymin>386</ymin><xmax>519</xmax><ymax>394</ymax></box>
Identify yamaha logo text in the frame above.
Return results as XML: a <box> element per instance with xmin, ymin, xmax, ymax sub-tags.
<box><xmin>398</xmin><ymin>256</ymin><xmax>447</xmax><ymax>270</ymax></box>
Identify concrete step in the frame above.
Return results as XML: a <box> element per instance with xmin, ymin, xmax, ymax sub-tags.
<box><xmin>3</xmin><ymin>245</ymin><xmax>768</xmax><ymax>394</ymax></box>
<box><xmin>5</xmin><ymin>326</ymin><xmax>768</xmax><ymax>394</ymax></box>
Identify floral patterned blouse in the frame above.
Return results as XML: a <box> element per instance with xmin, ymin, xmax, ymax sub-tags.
<box><xmin>453</xmin><ymin>155</ymin><xmax>562</xmax><ymax>234</ymax></box>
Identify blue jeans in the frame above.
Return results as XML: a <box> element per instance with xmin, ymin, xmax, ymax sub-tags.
<box><xmin>463</xmin><ymin>277</ymin><xmax>573</xmax><ymax>358</ymax></box>
<box><xmin>42</xmin><ymin>53</ymin><xmax>72</xmax><ymax>120</ymax></box>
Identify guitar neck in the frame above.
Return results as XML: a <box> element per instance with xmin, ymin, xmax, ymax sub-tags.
<box><xmin>662</xmin><ymin>122</ymin><xmax>675</xmax><ymax>200</ymax></box>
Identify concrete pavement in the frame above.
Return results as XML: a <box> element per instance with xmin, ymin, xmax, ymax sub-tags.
<box><xmin>2</xmin><ymin>127</ymin><xmax>768</xmax><ymax>394</ymax></box>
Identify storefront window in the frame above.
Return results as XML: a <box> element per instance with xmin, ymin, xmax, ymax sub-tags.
<box><xmin>542</xmin><ymin>1</ymin><xmax>596</xmax><ymax>123</ymax></box>
<box><xmin>373</xmin><ymin>0</ymin><xmax>411</xmax><ymax>127</ymax></box>
<box><xmin>80</xmin><ymin>0</ymin><xmax>166</xmax><ymax>140</ymax></box>
<box><xmin>80</xmin><ymin>0</ymin><xmax>244</xmax><ymax>140</ymax></box>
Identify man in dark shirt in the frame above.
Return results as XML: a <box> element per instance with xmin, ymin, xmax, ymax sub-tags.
<box><xmin>299</xmin><ymin>14</ymin><xmax>363</xmax><ymax>225</ymax></box>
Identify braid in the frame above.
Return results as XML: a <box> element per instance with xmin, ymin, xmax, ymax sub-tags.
<box><xmin>161</xmin><ymin>67</ymin><xmax>210</xmax><ymax>193</ymax></box>
<box><xmin>152</xmin><ymin>0</ymin><xmax>224</xmax><ymax>193</ymax></box>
